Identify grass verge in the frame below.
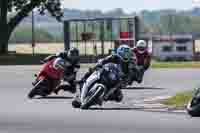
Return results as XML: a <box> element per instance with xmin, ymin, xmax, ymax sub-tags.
<box><xmin>81</xmin><ymin>62</ymin><xmax>200</xmax><ymax>69</ymax></box>
<box><xmin>152</xmin><ymin>62</ymin><xmax>200</xmax><ymax>69</ymax></box>
<box><xmin>162</xmin><ymin>91</ymin><xmax>194</xmax><ymax>110</ymax></box>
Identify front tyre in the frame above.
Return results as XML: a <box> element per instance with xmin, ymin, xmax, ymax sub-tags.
<box><xmin>28</xmin><ymin>87</ymin><xmax>38</xmax><ymax>99</ymax></box>
<box><xmin>28</xmin><ymin>80</ymin><xmax>47</xmax><ymax>99</ymax></box>
<box><xmin>80</xmin><ymin>86</ymin><xmax>104</xmax><ymax>110</ymax></box>
<box><xmin>187</xmin><ymin>98</ymin><xmax>200</xmax><ymax>117</ymax></box>
<box><xmin>187</xmin><ymin>88</ymin><xmax>200</xmax><ymax>117</ymax></box>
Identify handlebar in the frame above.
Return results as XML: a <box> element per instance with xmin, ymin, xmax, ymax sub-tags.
<box><xmin>40</xmin><ymin>60</ymin><xmax>46</xmax><ymax>64</ymax></box>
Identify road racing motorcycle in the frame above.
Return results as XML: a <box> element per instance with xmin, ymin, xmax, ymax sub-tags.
<box><xmin>28</xmin><ymin>58</ymin><xmax>66</xmax><ymax>99</ymax></box>
<box><xmin>79</xmin><ymin>63</ymin><xmax>123</xmax><ymax>109</ymax></box>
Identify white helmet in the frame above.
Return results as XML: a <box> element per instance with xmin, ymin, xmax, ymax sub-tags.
<box><xmin>136</xmin><ymin>40</ymin><xmax>147</xmax><ymax>54</ymax></box>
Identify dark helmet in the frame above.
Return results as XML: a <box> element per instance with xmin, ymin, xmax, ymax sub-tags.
<box><xmin>56</xmin><ymin>51</ymin><xmax>68</xmax><ymax>60</ymax></box>
<box><xmin>68</xmin><ymin>47</ymin><xmax>80</xmax><ymax>64</ymax></box>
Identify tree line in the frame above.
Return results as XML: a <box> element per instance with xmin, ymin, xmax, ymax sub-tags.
<box><xmin>144</xmin><ymin>15</ymin><xmax>200</xmax><ymax>35</ymax></box>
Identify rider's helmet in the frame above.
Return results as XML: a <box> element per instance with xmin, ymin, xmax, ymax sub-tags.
<box><xmin>67</xmin><ymin>47</ymin><xmax>80</xmax><ymax>64</ymax></box>
<box><xmin>56</xmin><ymin>51</ymin><xmax>68</xmax><ymax>60</ymax></box>
<box><xmin>117</xmin><ymin>45</ymin><xmax>132</xmax><ymax>62</ymax></box>
<box><xmin>136</xmin><ymin>40</ymin><xmax>147</xmax><ymax>54</ymax></box>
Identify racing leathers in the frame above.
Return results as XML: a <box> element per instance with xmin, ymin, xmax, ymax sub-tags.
<box><xmin>42</xmin><ymin>52</ymin><xmax>80</xmax><ymax>94</ymax></box>
<box><xmin>79</xmin><ymin>54</ymin><xmax>140</xmax><ymax>102</ymax></box>
<box><xmin>131</xmin><ymin>47</ymin><xmax>151</xmax><ymax>83</ymax></box>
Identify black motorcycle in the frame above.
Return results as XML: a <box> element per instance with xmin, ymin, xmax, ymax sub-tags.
<box><xmin>187</xmin><ymin>87</ymin><xmax>200</xmax><ymax>117</ymax></box>
<box><xmin>79</xmin><ymin>63</ymin><xmax>123</xmax><ymax>109</ymax></box>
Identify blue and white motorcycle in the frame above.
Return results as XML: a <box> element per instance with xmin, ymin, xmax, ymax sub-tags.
<box><xmin>78</xmin><ymin>63</ymin><xmax>123</xmax><ymax>109</ymax></box>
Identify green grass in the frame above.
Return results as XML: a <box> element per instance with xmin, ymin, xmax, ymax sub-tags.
<box><xmin>162</xmin><ymin>91</ymin><xmax>194</xmax><ymax>109</ymax></box>
<box><xmin>81</xmin><ymin>61</ymin><xmax>200</xmax><ymax>69</ymax></box>
<box><xmin>79</xmin><ymin>60</ymin><xmax>200</xmax><ymax>69</ymax></box>
<box><xmin>79</xmin><ymin>61</ymin><xmax>200</xmax><ymax>69</ymax></box>
<box><xmin>152</xmin><ymin>61</ymin><xmax>200</xmax><ymax>69</ymax></box>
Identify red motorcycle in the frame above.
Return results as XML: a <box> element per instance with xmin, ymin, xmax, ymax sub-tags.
<box><xmin>28</xmin><ymin>58</ymin><xmax>65</xmax><ymax>99</ymax></box>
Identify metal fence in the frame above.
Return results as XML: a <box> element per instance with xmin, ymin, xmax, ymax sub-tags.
<box><xmin>63</xmin><ymin>17</ymin><xmax>140</xmax><ymax>56</ymax></box>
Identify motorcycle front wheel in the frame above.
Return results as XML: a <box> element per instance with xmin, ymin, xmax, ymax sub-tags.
<box><xmin>80</xmin><ymin>86</ymin><xmax>104</xmax><ymax>110</ymax></box>
<box><xmin>28</xmin><ymin>79</ymin><xmax>48</xmax><ymax>99</ymax></box>
<box><xmin>187</xmin><ymin>88</ymin><xmax>200</xmax><ymax>117</ymax></box>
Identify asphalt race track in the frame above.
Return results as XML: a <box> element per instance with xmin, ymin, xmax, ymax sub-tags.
<box><xmin>0</xmin><ymin>66</ymin><xmax>200</xmax><ymax>133</ymax></box>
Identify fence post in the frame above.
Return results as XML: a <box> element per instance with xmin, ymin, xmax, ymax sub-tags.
<box><xmin>64</xmin><ymin>21</ymin><xmax>70</xmax><ymax>50</ymax></box>
<box><xmin>134</xmin><ymin>16</ymin><xmax>140</xmax><ymax>46</ymax></box>
<box><xmin>100</xmin><ymin>21</ymin><xmax>105</xmax><ymax>56</ymax></box>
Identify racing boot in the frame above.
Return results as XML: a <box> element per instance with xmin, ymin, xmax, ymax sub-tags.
<box><xmin>72</xmin><ymin>95</ymin><xmax>81</xmax><ymax>108</ymax></box>
<box><xmin>107</xmin><ymin>89</ymin><xmax>123</xmax><ymax>103</ymax></box>
<box><xmin>54</xmin><ymin>84</ymin><xmax>76</xmax><ymax>94</ymax></box>
<box><xmin>136</xmin><ymin>68</ymin><xmax>144</xmax><ymax>84</ymax></box>
<box><xmin>66</xmin><ymin>83</ymin><xmax>76</xmax><ymax>94</ymax></box>
<box><xmin>95</xmin><ymin>97</ymin><xmax>103</xmax><ymax>106</ymax></box>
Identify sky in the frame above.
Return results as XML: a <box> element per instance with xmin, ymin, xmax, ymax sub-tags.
<box><xmin>62</xmin><ymin>0</ymin><xmax>200</xmax><ymax>13</ymax></box>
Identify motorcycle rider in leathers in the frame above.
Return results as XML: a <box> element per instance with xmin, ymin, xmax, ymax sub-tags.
<box><xmin>131</xmin><ymin>40</ymin><xmax>151</xmax><ymax>84</ymax></box>
<box><xmin>72</xmin><ymin>45</ymin><xmax>142</xmax><ymax>108</ymax></box>
<box><xmin>42</xmin><ymin>47</ymin><xmax>80</xmax><ymax>94</ymax></box>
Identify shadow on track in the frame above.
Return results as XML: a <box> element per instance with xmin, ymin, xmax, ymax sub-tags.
<box><xmin>123</xmin><ymin>87</ymin><xmax>166</xmax><ymax>90</ymax></box>
<box><xmin>36</xmin><ymin>96</ymin><xmax>73</xmax><ymax>99</ymax></box>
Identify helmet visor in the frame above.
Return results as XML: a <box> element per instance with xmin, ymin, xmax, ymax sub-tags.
<box><xmin>138</xmin><ymin>46</ymin><xmax>146</xmax><ymax>52</ymax></box>
<box><xmin>123</xmin><ymin>48</ymin><xmax>131</xmax><ymax>61</ymax></box>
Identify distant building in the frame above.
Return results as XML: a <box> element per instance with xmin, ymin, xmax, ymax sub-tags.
<box><xmin>152</xmin><ymin>35</ymin><xmax>194</xmax><ymax>61</ymax></box>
